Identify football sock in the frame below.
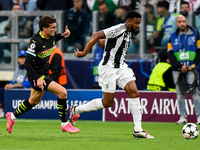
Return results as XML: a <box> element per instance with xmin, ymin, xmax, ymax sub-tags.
<box><xmin>11</xmin><ymin>113</ymin><xmax>17</xmax><ymax>121</ymax></box>
<box><xmin>57</xmin><ymin>98</ymin><xmax>67</xmax><ymax>122</ymax></box>
<box><xmin>13</xmin><ymin>99</ymin><xmax>33</xmax><ymax>118</ymax></box>
<box><xmin>75</xmin><ymin>98</ymin><xmax>104</xmax><ymax>115</ymax></box>
<box><xmin>61</xmin><ymin>122</ymin><xmax>69</xmax><ymax>126</ymax></box>
<box><xmin>129</xmin><ymin>98</ymin><xmax>143</xmax><ymax>131</ymax></box>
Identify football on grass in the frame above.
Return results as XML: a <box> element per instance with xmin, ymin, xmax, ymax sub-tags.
<box><xmin>182</xmin><ymin>123</ymin><xmax>199</xmax><ymax>139</ymax></box>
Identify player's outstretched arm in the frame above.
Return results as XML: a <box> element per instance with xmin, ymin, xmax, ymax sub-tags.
<box><xmin>61</xmin><ymin>26</ymin><xmax>70</xmax><ymax>38</ymax></box>
<box><xmin>74</xmin><ymin>31</ymin><xmax>105</xmax><ymax>58</ymax></box>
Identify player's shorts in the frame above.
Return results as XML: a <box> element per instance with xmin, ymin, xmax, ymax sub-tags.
<box><xmin>98</xmin><ymin>63</ymin><xmax>136</xmax><ymax>93</ymax></box>
<box><xmin>28</xmin><ymin>75</ymin><xmax>53</xmax><ymax>91</ymax></box>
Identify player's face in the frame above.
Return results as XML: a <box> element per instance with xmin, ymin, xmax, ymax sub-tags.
<box><xmin>176</xmin><ymin>16</ymin><xmax>187</xmax><ymax>32</ymax></box>
<box><xmin>127</xmin><ymin>18</ymin><xmax>141</xmax><ymax>33</ymax></box>
<box><xmin>45</xmin><ymin>23</ymin><xmax>57</xmax><ymax>37</ymax></box>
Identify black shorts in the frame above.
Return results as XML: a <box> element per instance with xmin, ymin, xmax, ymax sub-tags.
<box><xmin>28</xmin><ymin>75</ymin><xmax>53</xmax><ymax>91</ymax></box>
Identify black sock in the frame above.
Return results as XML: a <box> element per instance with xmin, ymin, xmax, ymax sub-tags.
<box><xmin>57</xmin><ymin>98</ymin><xmax>67</xmax><ymax>122</ymax></box>
<box><xmin>13</xmin><ymin>99</ymin><xmax>33</xmax><ymax>118</ymax></box>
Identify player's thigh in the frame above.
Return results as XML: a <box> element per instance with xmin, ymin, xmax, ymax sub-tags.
<box><xmin>116</xmin><ymin>67</ymin><xmax>136</xmax><ymax>89</ymax></box>
<box><xmin>29</xmin><ymin>88</ymin><xmax>45</xmax><ymax>104</ymax></box>
<box><xmin>47</xmin><ymin>81</ymin><xmax>67</xmax><ymax>98</ymax></box>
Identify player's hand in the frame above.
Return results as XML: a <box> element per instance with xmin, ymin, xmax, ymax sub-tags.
<box><xmin>37</xmin><ymin>78</ymin><xmax>46</xmax><ymax>91</ymax></box>
<box><xmin>62</xmin><ymin>26</ymin><xmax>70</xmax><ymax>38</ymax></box>
<box><xmin>74</xmin><ymin>48</ymin><xmax>85</xmax><ymax>58</ymax></box>
<box><xmin>181</xmin><ymin>65</ymin><xmax>189</xmax><ymax>74</ymax></box>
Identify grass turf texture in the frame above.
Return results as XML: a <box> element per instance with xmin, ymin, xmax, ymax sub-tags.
<box><xmin>0</xmin><ymin>119</ymin><xmax>200</xmax><ymax>150</ymax></box>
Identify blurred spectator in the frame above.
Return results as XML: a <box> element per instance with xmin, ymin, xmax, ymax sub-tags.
<box><xmin>117</xmin><ymin>0</ymin><xmax>140</xmax><ymax>11</ymax></box>
<box><xmin>0</xmin><ymin>50</ymin><xmax>31</xmax><ymax>116</ymax></box>
<box><xmin>114</xmin><ymin>5</ymin><xmax>130</xmax><ymax>24</ymax></box>
<box><xmin>193</xmin><ymin>0</ymin><xmax>200</xmax><ymax>12</ymax></box>
<box><xmin>64</xmin><ymin>0</ymin><xmax>90</xmax><ymax>52</ymax></box>
<box><xmin>36</xmin><ymin>0</ymin><xmax>73</xmax><ymax>11</ymax></box>
<box><xmin>49</xmin><ymin>46</ymin><xmax>67</xmax><ymax>86</ymax></box>
<box><xmin>147</xmin><ymin>48</ymin><xmax>175</xmax><ymax>91</ymax></box>
<box><xmin>132</xmin><ymin>4</ymin><xmax>159</xmax><ymax>53</ymax></box>
<box><xmin>93</xmin><ymin>0</ymin><xmax>117</xmax><ymax>14</ymax></box>
<box><xmin>98</xmin><ymin>1</ymin><xmax>116</xmax><ymax>30</ymax></box>
<box><xmin>180</xmin><ymin>1</ymin><xmax>200</xmax><ymax>33</ymax></box>
<box><xmin>4</xmin><ymin>3</ymin><xmax>34</xmax><ymax>50</ymax></box>
<box><xmin>138</xmin><ymin>0</ymin><xmax>157</xmax><ymax>14</ymax></box>
<box><xmin>19</xmin><ymin>0</ymin><xmax>37</xmax><ymax>11</ymax></box>
<box><xmin>150</xmin><ymin>0</ymin><xmax>178</xmax><ymax>47</ymax></box>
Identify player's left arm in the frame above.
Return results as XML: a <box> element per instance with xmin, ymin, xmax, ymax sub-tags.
<box><xmin>74</xmin><ymin>30</ymin><xmax>106</xmax><ymax>58</ymax></box>
<box><xmin>55</xmin><ymin>26</ymin><xmax>70</xmax><ymax>42</ymax></box>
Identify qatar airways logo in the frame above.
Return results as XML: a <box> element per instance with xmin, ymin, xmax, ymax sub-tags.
<box><xmin>108</xmin><ymin>98</ymin><xmax>195</xmax><ymax>117</ymax></box>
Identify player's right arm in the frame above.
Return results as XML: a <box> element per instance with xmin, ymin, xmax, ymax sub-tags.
<box><xmin>74</xmin><ymin>30</ymin><xmax>106</xmax><ymax>58</ymax></box>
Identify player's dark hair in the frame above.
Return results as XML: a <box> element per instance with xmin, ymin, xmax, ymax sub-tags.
<box><xmin>157</xmin><ymin>1</ymin><xmax>169</xmax><ymax>10</ymax></box>
<box><xmin>125</xmin><ymin>11</ymin><xmax>141</xmax><ymax>21</ymax></box>
<box><xmin>181</xmin><ymin>1</ymin><xmax>189</xmax><ymax>7</ymax></box>
<box><xmin>144</xmin><ymin>4</ymin><xmax>154</xmax><ymax>14</ymax></box>
<box><xmin>39</xmin><ymin>15</ymin><xmax>56</xmax><ymax>31</ymax></box>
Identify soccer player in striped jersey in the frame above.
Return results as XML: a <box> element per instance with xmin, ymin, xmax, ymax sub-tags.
<box><xmin>71</xmin><ymin>11</ymin><xmax>154</xmax><ymax>138</ymax></box>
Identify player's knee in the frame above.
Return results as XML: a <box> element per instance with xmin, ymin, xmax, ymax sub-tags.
<box><xmin>130</xmin><ymin>89</ymin><xmax>140</xmax><ymax>98</ymax></box>
<box><xmin>58</xmin><ymin>88</ymin><xmax>67</xmax><ymax>99</ymax></box>
<box><xmin>29</xmin><ymin>98</ymin><xmax>40</xmax><ymax>106</ymax></box>
<box><xmin>102</xmin><ymin>99</ymin><xmax>113</xmax><ymax>108</ymax></box>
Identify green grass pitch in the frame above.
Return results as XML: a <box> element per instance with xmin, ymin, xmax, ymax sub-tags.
<box><xmin>0</xmin><ymin>119</ymin><xmax>200</xmax><ymax>150</ymax></box>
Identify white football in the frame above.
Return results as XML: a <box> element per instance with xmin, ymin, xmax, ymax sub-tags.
<box><xmin>182</xmin><ymin>123</ymin><xmax>199</xmax><ymax>139</ymax></box>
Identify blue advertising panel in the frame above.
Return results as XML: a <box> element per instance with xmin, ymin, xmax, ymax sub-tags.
<box><xmin>4</xmin><ymin>89</ymin><xmax>102</xmax><ymax>120</ymax></box>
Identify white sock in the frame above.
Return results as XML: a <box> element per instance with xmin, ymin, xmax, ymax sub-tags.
<box><xmin>129</xmin><ymin>97</ymin><xmax>143</xmax><ymax>132</ymax></box>
<box><xmin>11</xmin><ymin>113</ymin><xmax>17</xmax><ymax>121</ymax></box>
<box><xmin>61</xmin><ymin>122</ymin><xmax>69</xmax><ymax>126</ymax></box>
<box><xmin>75</xmin><ymin>98</ymin><xmax>104</xmax><ymax>115</ymax></box>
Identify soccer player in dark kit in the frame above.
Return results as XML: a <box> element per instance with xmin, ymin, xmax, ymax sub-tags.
<box><xmin>6</xmin><ymin>15</ymin><xmax>79</xmax><ymax>134</ymax></box>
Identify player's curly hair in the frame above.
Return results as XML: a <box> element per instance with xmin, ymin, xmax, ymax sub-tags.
<box><xmin>125</xmin><ymin>11</ymin><xmax>141</xmax><ymax>20</ymax></box>
<box><xmin>39</xmin><ymin>15</ymin><xmax>56</xmax><ymax>31</ymax></box>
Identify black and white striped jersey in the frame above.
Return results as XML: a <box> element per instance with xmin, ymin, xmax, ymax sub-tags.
<box><xmin>102</xmin><ymin>23</ymin><xmax>131</xmax><ymax>68</ymax></box>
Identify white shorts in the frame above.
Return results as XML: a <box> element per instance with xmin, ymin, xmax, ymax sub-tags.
<box><xmin>98</xmin><ymin>62</ymin><xmax>136</xmax><ymax>93</ymax></box>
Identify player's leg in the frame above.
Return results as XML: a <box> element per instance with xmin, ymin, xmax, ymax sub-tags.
<box><xmin>69</xmin><ymin>79</ymin><xmax>116</xmax><ymax>123</ymax></box>
<box><xmin>47</xmin><ymin>81</ymin><xmax>79</xmax><ymax>133</ymax></box>
<box><xmin>117</xmin><ymin>67</ymin><xmax>154</xmax><ymax>138</ymax></box>
<box><xmin>6</xmin><ymin>88</ymin><xmax>44</xmax><ymax>133</ymax></box>
<box><xmin>123</xmin><ymin>80</ymin><xmax>154</xmax><ymax>138</ymax></box>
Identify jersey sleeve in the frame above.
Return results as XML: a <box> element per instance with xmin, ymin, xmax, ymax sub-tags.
<box><xmin>26</xmin><ymin>39</ymin><xmax>40</xmax><ymax>57</ymax></box>
<box><xmin>24</xmin><ymin>39</ymin><xmax>41</xmax><ymax>80</ymax></box>
<box><xmin>103</xmin><ymin>24</ymin><xmax>126</xmax><ymax>39</ymax></box>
